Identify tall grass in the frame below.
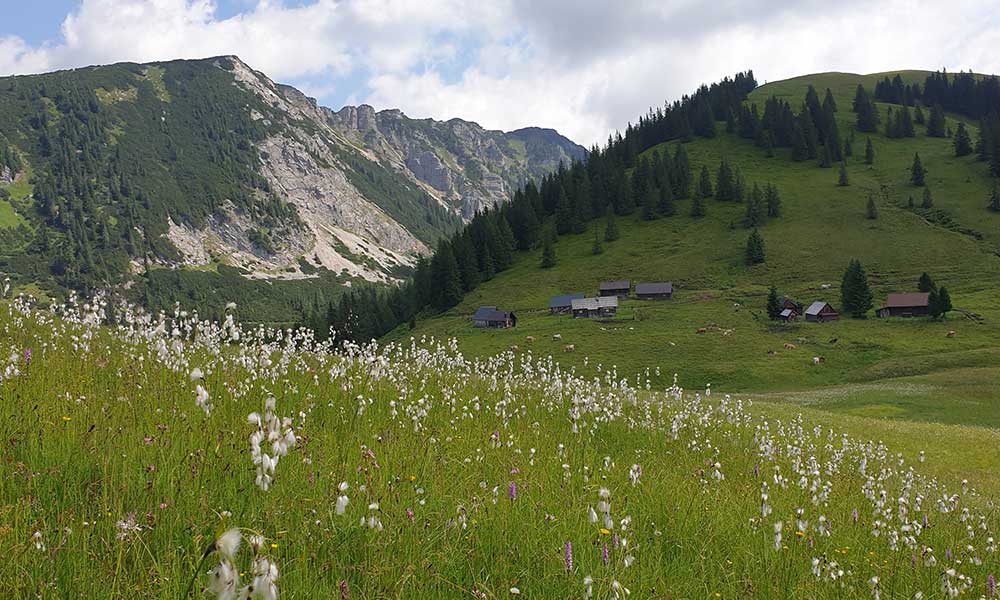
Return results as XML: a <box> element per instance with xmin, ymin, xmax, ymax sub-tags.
<box><xmin>1</xmin><ymin>294</ymin><xmax>996</xmax><ymax>598</ymax></box>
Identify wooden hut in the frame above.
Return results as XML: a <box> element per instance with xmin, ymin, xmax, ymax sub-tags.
<box><xmin>549</xmin><ymin>293</ymin><xmax>585</xmax><ymax>314</ymax></box>
<box><xmin>471</xmin><ymin>306</ymin><xmax>517</xmax><ymax>328</ymax></box>
<box><xmin>635</xmin><ymin>282</ymin><xmax>673</xmax><ymax>300</ymax></box>
<box><xmin>804</xmin><ymin>301</ymin><xmax>839</xmax><ymax>322</ymax></box>
<box><xmin>599</xmin><ymin>279</ymin><xmax>631</xmax><ymax>298</ymax></box>
<box><xmin>571</xmin><ymin>296</ymin><xmax>619</xmax><ymax>318</ymax></box>
<box><xmin>876</xmin><ymin>293</ymin><xmax>930</xmax><ymax>318</ymax></box>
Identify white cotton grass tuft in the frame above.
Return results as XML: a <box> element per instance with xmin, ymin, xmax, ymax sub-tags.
<box><xmin>215</xmin><ymin>528</ymin><xmax>241</xmax><ymax>560</ymax></box>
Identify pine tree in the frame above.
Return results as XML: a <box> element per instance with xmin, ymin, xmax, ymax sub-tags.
<box><xmin>604</xmin><ymin>206</ymin><xmax>619</xmax><ymax>241</ymax></box>
<box><xmin>697</xmin><ymin>164</ymin><xmax>713</xmax><ymax>198</ymax></box>
<box><xmin>791</xmin><ymin>121</ymin><xmax>810</xmax><ymax>161</ymax></box>
<box><xmin>953</xmin><ymin>122</ymin><xmax>973</xmax><ymax>157</ymax></box>
<box><xmin>658</xmin><ymin>183</ymin><xmax>675</xmax><ymax>216</ymax></box>
<box><xmin>673</xmin><ymin>144</ymin><xmax>692</xmax><ymax>198</ymax></box>
<box><xmin>990</xmin><ymin>185</ymin><xmax>1000</xmax><ymax>212</ymax></box>
<box><xmin>864</xmin><ymin>138</ymin><xmax>874</xmax><ymax>165</ymax></box>
<box><xmin>931</xmin><ymin>286</ymin><xmax>952</xmax><ymax>319</ymax></box>
<box><xmin>540</xmin><ymin>227</ymin><xmax>557</xmax><ymax>268</ymax></box>
<box><xmin>917</xmin><ymin>272</ymin><xmax>936</xmax><ymax>293</ymax></box>
<box><xmin>910</xmin><ymin>153</ymin><xmax>925</xmax><ymax>186</ymax></box>
<box><xmin>715</xmin><ymin>158</ymin><xmax>735</xmax><ymax>201</ymax></box>
<box><xmin>690</xmin><ymin>193</ymin><xmax>706</xmax><ymax>217</ymax></box>
<box><xmin>866</xmin><ymin>194</ymin><xmax>878</xmax><ymax>219</ymax></box>
<box><xmin>744</xmin><ymin>184</ymin><xmax>765</xmax><ymax>228</ymax></box>
<box><xmin>822</xmin><ymin>88</ymin><xmax>837</xmax><ymax>113</ymax></box>
<box><xmin>853</xmin><ymin>85</ymin><xmax>880</xmax><ymax>132</ymax></box>
<box><xmin>642</xmin><ymin>186</ymin><xmax>658</xmax><ymax>221</ymax></box>
<box><xmin>838</xmin><ymin>161</ymin><xmax>849</xmax><ymax>186</ymax></box>
<box><xmin>840</xmin><ymin>259</ymin><xmax>873</xmax><ymax>318</ymax></box>
<box><xmin>555</xmin><ymin>186</ymin><xmax>574</xmax><ymax>234</ymax></box>
<box><xmin>432</xmin><ymin>240</ymin><xmax>463</xmax><ymax>311</ymax></box>
<box><xmin>745</xmin><ymin>229</ymin><xmax>765</xmax><ymax>265</ymax></box>
<box><xmin>767</xmin><ymin>285</ymin><xmax>782</xmax><ymax>320</ymax></box>
<box><xmin>765</xmin><ymin>184</ymin><xmax>781</xmax><ymax>217</ymax></box>
<box><xmin>921</xmin><ymin>187</ymin><xmax>933</xmax><ymax>209</ymax></box>
<box><xmin>591</xmin><ymin>225</ymin><xmax>603</xmax><ymax>255</ymax></box>
<box><xmin>927</xmin><ymin>104</ymin><xmax>946</xmax><ymax>137</ymax></box>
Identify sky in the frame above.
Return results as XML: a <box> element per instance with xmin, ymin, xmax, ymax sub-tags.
<box><xmin>1</xmin><ymin>1</ymin><xmax>999</xmax><ymax>146</ymax></box>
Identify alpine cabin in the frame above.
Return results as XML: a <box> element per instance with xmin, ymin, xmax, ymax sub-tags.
<box><xmin>876</xmin><ymin>292</ymin><xmax>930</xmax><ymax>318</ymax></box>
<box><xmin>599</xmin><ymin>279</ymin><xmax>631</xmax><ymax>298</ymax></box>
<box><xmin>571</xmin><ymin>296</ymin><xmax>619</xmax><ymax>318</ymax></box>
<box><xmin>804</xmin><ymin>301</ymin><xmax>839</xmax><ymax>322</ymax></box>
<box><xmin>471</xmin><ymin>306</ymin><xmax>517</xmax><ymax>328</ymax></box>
<box><xmin>635</xmin><ymin>282</ymin><xmax>673</xmax><ymax>300</ymax></box>
<box><xmin>549</xmin><ymin>293</ymin><xmax>585</xmax><ymax>314</ymax></box>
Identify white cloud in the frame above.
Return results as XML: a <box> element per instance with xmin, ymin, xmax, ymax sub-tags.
<box><xmin>1</xmin><ymin>0</ymin><xmax>999</xmax><ymax>145</ymax></box>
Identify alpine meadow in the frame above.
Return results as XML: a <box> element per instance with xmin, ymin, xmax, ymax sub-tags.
<box><xmin>3</xmin><ymin>4</ymin><xmax>1000</xmax><ymax>599</ymax></box>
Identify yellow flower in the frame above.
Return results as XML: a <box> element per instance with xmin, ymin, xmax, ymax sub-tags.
<box><xmin>599</xmin><ymin>528</ymin><xmax>610</xmax><ymax>535</ymax></box>
<box><xmin>409</xmin><ymin>474</ymin><xmax>416</xmax><ymax>481</ymax></box>
<box><xmin>270</xmin><ymin>543</ymin><xmax>278</xmax><ymax>549</ymax></box>
<box><xmin>62</xmin><ymin>416</ymin><xmax>71</xmax><ymax>421</ymax></box>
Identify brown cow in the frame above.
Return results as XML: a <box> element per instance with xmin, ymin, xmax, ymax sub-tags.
<box><xmin>525</xmin><ymin>336</ymin><xmax>536</xmax><ymax>343</ymax></box>
<box><xmin>783</xmin><ymin>343</ymin><xmax>796</xmax><ymax>350</ymax></box>
<box><xmin>946</xmin><ymin>330</ymin><xmax>956</xmax><ymax>338</ymax></box>
<box><xmin>564</xmin><ymin>344</ymin><xmax>576</xmax><ymax>353</ymax></box>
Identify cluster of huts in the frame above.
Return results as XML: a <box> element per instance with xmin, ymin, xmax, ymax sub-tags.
<box><xmin>472</xmin><ymin>279</ymin><xmax>673</xmax><ymax>328</ymax></box>
<box><xmin>776</xmin><ymin>292</ymin><xmax>932</xmax><ymax>322</ymax></box>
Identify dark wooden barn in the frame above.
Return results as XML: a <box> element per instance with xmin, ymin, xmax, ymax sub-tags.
<box><xmin>635</xmin><ymin>282</ymin><xmax>673</xmax><ymax>300</ymax></box>
<box><xmin>471</xmin><ymin>306</ymin><xmax>517</xmax><ymax>328</ymax></box>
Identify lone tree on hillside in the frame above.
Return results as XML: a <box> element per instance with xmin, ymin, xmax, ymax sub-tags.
<box><xmin>838</xmin><ymin>161</ymin><xmax>849</xmax><ymax>186</ymax></box>
<box><xmin>921</xmin><ymin>187</ymin><xmax>934</xmax><ymax>209</ymax></box>
<box><xmin>540</xmin><ymin>227</ymin><xmax>557</xmax><ymax>269</ymax></box>
<box><xmin>910</xmin><ymin>153</ymin><xmax>926</xmax><ymax>186</ymax></box>
<box><xmin>990</xmin><ymin>185</ymin><xmax>1000</xmax><ymax>212</ymax></box>
<box><xmin>954</xmin><ymin>122</ymin><xmax>973</xmax><ymax>157</ymax></box>
<box><xmin>917</xmin><ymin>272</ymin><xmax>936</xmax><ymax>293</ymax></box>
<box><xmin>604</xmin><ymin>206</ymin><xmax>619</xmax><ymax>241</ymax></box>
<box><xmin>766</xmin><ymin>286</ymin><xmax>782</xmax><ymax>320</ymax></box>
<box><xmin>840</xmin><ymin>259</ymin><xmax>873</xmax><ymax>318</ymax></box>
<box><xmin>715</xmin><ymin>158</ymin><xmax>736</xmax><ymax>201</ymax></box>
<box><xmin>698</xmin><ymin>164</ymin><xmax>713</xmax><ymax>198</ymax></box>
<box><xmin>929</xmin><ymin>286</ymin><xmax>953</xmax><ymax>319</ymax></box>
<box><xmin>690</xmin><ymin>193</ymin><xmax>706</xmax><ymax>217</ymax></box>
<box><xmin>864</xmin><ymin>138</ymin><xmax>875</xmax><ymax>165</ymax></box>
<box><xmin>745</xmin><ymin>229</ymin><xmax>765</xmax><ymax>265</ymax></box>
<box><xmin>866</xmin><ymin>194</ymin><xmax>878</xmax><ymax>219</ymax></box>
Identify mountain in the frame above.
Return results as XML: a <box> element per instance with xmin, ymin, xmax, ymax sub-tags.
<box><xmin>0</xmin><ymin>55</ymin><xmax>584</xmax><ymax>296</ymax></box>
<box><xmin>379</xmin><ymin>69</ymin><xmax>1000</xmax><ymax>413</ymax></box>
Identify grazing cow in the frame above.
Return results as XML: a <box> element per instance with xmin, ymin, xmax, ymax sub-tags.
<box><xmin>564</xmin><ymin>344</ymin><xmax>576</xmax><ymax>353</ymax></box>
<box><xmin>767</xmin><ymin>350</ymin><xmax>777</xmax><ymax>356</ymax></box>
<box><xmin>525</xmin><ymin>336</ymin><xmax>536</xmax><ymax>343</ymax></box>
<box><xmin>820</xmin><ymin>283</ymin><xmax>831</xmax><ymax>290</ymax></box>
<box><xmin>812</xmin><ymin>356</ymin><xmax>825</xmax><ymax>365</ymax></box>
<box><xmin>696</xmin><ymin>327</ymin><xmax>708</xmax><ymax>334</ymax></box>
<box><xmin>783</xmin><ymin>343</ymin><xmax>796</xmax><ymax>350</ymax></box>
<box><xmin>552</xmin><ymin>333</ymin><xmax>562</xmax><ymax>341</ymax></box>
<box><xmin>510</xmin><ymin>345</ymin><xmax>519</xmax><ymax>352</ymax></box>
<box><xmin>946</xmin><ymin>330</ymin><xmax>956</xmax><ymax>338</ymax></box>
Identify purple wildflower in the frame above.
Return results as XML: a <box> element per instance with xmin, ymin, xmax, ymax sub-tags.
<box><xmin>923</xmin><ymin>513</ymin><xmax>928</xmax><ymax>527</ymax></box>
<box><xmin>612</xmin><ymin>532</ymin><xmax>619</xmax><ymax>550</ymax></box>
<box><xmin>753</xmin><ymin>463</ymin><xmax>759</xmax><ymax>477</ymax></box>
<box><xmin>508</xmin><ymin>481</ymin><xmax>517</xmax><ymax>501</ymax></box>
<box><xmin>602</xmin><ymin>542</ymin><xmax>609</xmax><ymax>566</ymax></box>
<box><xmin>564</xmin><ymin>540</ymin><xmax>573</xmax><ymax>571</ymax></box>
<box><xmin>851</xmin><ymin>507</ymin><xmax>858</xmax><ymax>523</ymax></box>
<box><xmin>339</xmin><ymin>579</ymin><xmax>350</xmax><ymax>600</ymax></box>
<box><xmin>23</xmin><ymin>347</ymin><xmax>31</xmax><ymax>364</ymax></box>
<box><xmin>945</xmin><ymin>548</ymin><xmax>952</xmax><ymax>560</ymax></box>
<box><xmin>911</xmin><ymin>554</ymin><xmax>917</xmax><ymax>569</ymax></box>
<box><xmin>987</xmin><ymin>573</ymin><xmax>995</xmax><ymax>597</ymax></box>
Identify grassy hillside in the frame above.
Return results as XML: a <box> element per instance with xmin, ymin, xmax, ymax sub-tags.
<box><xmin>390</xmin><ymin>71</ymin><xmax>1000</xmax><ymax>431</ymax></box>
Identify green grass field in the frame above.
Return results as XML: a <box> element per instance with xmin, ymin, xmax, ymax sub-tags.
<box><xmin>392</xmin><ymin>71</ymin><xmax>1000</xmax><ymax>442</ymax></box>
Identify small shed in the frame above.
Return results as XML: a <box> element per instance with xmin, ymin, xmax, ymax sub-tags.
<box><xmin>472</xmin><ymin>306</ymin><xmax>517</xmax><ymax>328</ymax></box>
<box><xmin>780</xmin><ymin>296</ymin><xmax>803</xmax><ymax>313</ymax></box>
<box><xmin>571</xmin><ymin>296</ymin><xmax>619</xmax><ymax>319</ymax></box>
<box><xmin>549</xmin><ymin>292</ymin><xmax>585</xmax><ymax>314</ymax></box>
<box><xmin>876</xmin><ymin>292</ymin><xmax>930</xmax><ymax>318</ymax></box>
<box><xmin>599</xmin><ymin>279</ymin><xmax>631</xmax><ymax>298</ymax></box>
<box><xmin>635</xmin><ymin>282</ymin><xmax>673</xmax><ymax>300</ymax></box>
<box><xmin>804</xmin><ymin>301</ymin><xmax>839</xmax><ymax>322</ymax></box>
<box><xmin>778</xmin><ymin>308</ymin><xmax>798</xmax><ymax>321</ymax></box>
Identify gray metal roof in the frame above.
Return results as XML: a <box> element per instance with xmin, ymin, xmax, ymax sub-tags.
<box><xmin>549</xmin><ymin>292</ymin><xmax>585</xmax><ymax>308</ymax></box>
<box><xmin>599</xmin><ymin>279</ymin><xmax>631</xmax><ymax>291</ymax></box>
<box><xmin>805</xmin><ymin>301</ymin><xmax>833</xmax><ymax>316</ymax></box>
<box><xmin>572</xmin><ymin>296</ymin><xmax>619</xmax><ymax>310</ymax></box>
<box><xmin>635</xmin><ymin>282</ymin><xmax>673</xmax><ymax>295</ymax></box>
<box><xmin>472</xmin><ymin>306</ymin><xmax>514</xmax><ymax>321</ymax></box>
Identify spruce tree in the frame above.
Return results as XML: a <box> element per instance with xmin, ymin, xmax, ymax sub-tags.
<box><xmin>604</xmin><ymin>206</ymin><xmax>619</xmax><ymax>241</ymax></box>
<box><xmin>744</xmin><ymin>184</ymin><xmax>765</xmax><ymax>228</ymax></box>
<box><xmin>932</xmin><ymin>286</ymin><xmax>952</xmax><ymax>319</ymax></box>
<box><xmin>822</xmin><ymin>88</ymin><xmax>837</xmax><ymax>113</ymax></box>
<box><xmin>673</xmin><ymin>143</ymin><xmax>692</xmax><ymax>198</ymax></box>
<box><xmin>698</xmin><ymin>164</ymin><xmax>713</xmax><ymax>198</ymax></box>
<box><xmin>745</xmin><ymin>229</ymin><xmax>765</xmax><ymax>265</ymax></box>
<box><xmin>555</xmin><ymin>186</ymin><xmax>573</xmax><ymax>234</ymax></box>
<box><xmin>658</xmin><ymin>183</ymin><xmax>675</xmax><ymax>216</ymax></box>
<box><xmin>917</xmin><ymin>272</ymin><xmax>936</xmax><ymax>293</ymax></box>
<box><xmin>927</xmin><ymin>104</ymin><xmax>946</xmax><ymax>137</ymax></box>
<box><xmin>910</xmin><ymin>153</ymin><xmax>925</xmax><ymax>186</ymax></box>
<box><xmin>838</xmin><ymin>161</ymin><xmax>849</xmax><ymax>186</ymax></box>
<box><xmin>540</xmin><ymin>227</ymin><xmax>557</xmax><ymax>269</ymax></box>
<box><xmin>990</xmin><ymin>185</ymin><xmax>1000</xmax><ymax>212</ymax></box>
<box><xmin>864</xmin><ymin>138</ymin><xmax>874</xmax><ymax>165</ymax></box>
<box><xmin>766</xmin><ymin>285</ymin><xmax>782</xmax><ymax>320</ymax></box>
<box><xmin>591</xmin><ymin>226</ymin><xmax>603</xmax><ymax>255</ymax></box>
<box><xmin>715</xmin><ymin>158</ymin><xmax>735</xmax><ymax>201</ymax></box>
<box><xmin>840</xmin><ymin>259</ymin><xmax>873</xmax><ymax>318</ymax></box>
<box><xmin>953</xmin><ymin>122</ymin><xmax>973</xmax><ymax>157</ymax></box>
<box><xmin>791</xmin><ymin>121</ymin><xmax>810</xmax><ymax>161</ymax></box>
<box><xmin>766</xmin><ymin>184</ymin><xmax>781</xmax><ymax>217</ymax></box>
<box><xmin>432</xmin><ymin>240</ymin><xmax>463</xmax><ymax>311</ymax></box>
<box><xmin>642</xmin><ymin>186</ymin><xmax>658</xmax><ymax>221</ymax></box>
<box><xmin>690</xmin><ymin>193</ymin><xmax>706</xmax><ymax>217</ymax></box>
<box><xmin>921</xmin><ymin>187</ymin><xmax>933</xmax><ymax>209</ymax></box>
<box><xmin>866</xmin><ymin>194</ymin><xmax>878</xmax><ymax>219</ymax></box>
